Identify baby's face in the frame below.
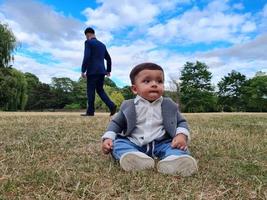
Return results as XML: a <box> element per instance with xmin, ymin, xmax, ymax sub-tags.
<box><xmin>131</xmin><ymin>69</ymin><xmax>164</xmax><ymax>102</ymax></box>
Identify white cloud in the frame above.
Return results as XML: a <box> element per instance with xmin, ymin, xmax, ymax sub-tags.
<box><xmin>13</xmin><ymin>55</ymin><xmax>80</xmax><ymax>83</ymax></box>
<box><xmin>108</xmin><ymin>41</ymin><xmax>192</xmax><ymax>87</ymax></box>
<box><xmin>147</xmin><ymin>0</ymin><xmax>256</xmax><ymax>44</ymax></box>
<box><xmin>153</xmin><ymin>0</ymin><xmax>192</xmax><ymax>10</ymax></box>
<box><xmin>241</xmin><ymin>21</ymin><xmax>256</xmax><ymax>33</ymax></box>
<box><xmin>233</xmin><ymin>3</ymin><xmax>244</xmax><ymax>10</ymax></box>
<box><xmin>206</xmin><ymin>0</ymin><xmax>230</xmax><ymax>12</ymax></box>
<box><xmin>108</xmin><ymin>40</ymin><xmax>157</xmax><ymax>85</ymax></box>
<box><xmin>0</xmin><ymin>0</ymin><xmax>82</xmax><ymax>41</ymax></box>
<box><xmin>83</xmin><ymin>0</ymin><xmax>159</xmax><ymax>31</ymax></box>
<box><xmin>0</xmin><ymin>0</ymin><xmax>86</xmax><ymax>72</ymax></box>
<box><xmin>196</xmin><ymin>34</ymin><xmax>267</xmax><ymax>84</ymax></box>
<box><xmin>202</xmin><ymin>34</ymin><xmax>267</xmax><ymax>61</ymax></box>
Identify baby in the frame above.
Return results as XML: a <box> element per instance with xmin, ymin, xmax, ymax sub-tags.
<box><xmin>101</xmin><ymin>62</ymin><xmax>197</xmax><ymax>176</ymax></box>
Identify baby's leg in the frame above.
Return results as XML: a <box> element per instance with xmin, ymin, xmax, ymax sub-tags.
<box><xmin>154</xmin><ymin>139</ymin><xmax>198</xmax><ymax>176</ymax></box>
<box><xmin>112</xmin><ymin>137</ymin><xmax>154</xmax><ymax>171</ymax></box>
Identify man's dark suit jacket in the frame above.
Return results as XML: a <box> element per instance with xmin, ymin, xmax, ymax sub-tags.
<box><xmin>81</xmin><ymin>38</ymin><xmax>111</xmax><ymax>75</ymax></box>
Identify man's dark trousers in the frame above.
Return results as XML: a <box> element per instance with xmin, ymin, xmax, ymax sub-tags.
<box><xmin>86</xmin><ymin>74</ymin><xmax>115</xmax><ymax>115</ymax></box>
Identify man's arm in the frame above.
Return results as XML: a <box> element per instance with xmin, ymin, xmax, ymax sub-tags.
<box><xmin>81</xmin><ymin>41</ymin><xmax>91</xmax><ymax>74</ymax></box>
<box><xmin>104</xmin><ymin>49</ymin><xmax>112</xmax><ymax>73</ymax></box>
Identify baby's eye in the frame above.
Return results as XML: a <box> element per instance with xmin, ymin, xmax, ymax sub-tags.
<box><xmin>143</xmin><ymin>80</ymin><xmax>150</xmax><ymax>83</ymax></box>
<box><xmin>157</xmin><ymin>80</ymin><xmax>163</xmax><ymax>83</ymax></box>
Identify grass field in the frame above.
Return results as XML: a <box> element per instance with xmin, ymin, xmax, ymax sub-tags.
<box><xmin>0</xmin><ymin>112</ymin><xmax>266</xmax><ymax>199</ymax></box>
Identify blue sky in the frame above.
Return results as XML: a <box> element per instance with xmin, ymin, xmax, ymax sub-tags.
<box><xmin>0</xmin><ymin>0</ymin><xmax>266</xmax><ymax>88</ymax></box>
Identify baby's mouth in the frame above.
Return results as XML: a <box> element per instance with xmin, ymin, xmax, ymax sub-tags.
<box><xmin>149</xmin><ymin>91</ymin><xmax>158</xmax><ymax>94</ymax></box>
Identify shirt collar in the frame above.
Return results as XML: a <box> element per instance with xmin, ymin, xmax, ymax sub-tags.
<box><xmin>134</xmin><ymin>95</ymin><xmax>163</xmax><ymax>105</ymax></box>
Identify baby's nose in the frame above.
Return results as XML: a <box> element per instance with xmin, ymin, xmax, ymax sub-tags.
<box><xmin>151</xmin><ymin>81</ymin><xmax>158</xmax><ymax>86</ymax></box>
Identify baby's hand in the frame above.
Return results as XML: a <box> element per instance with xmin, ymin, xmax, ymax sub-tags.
<box><xmin>171</xmin><ymin>134</ymin><xmax>187</xmax><ymax>150</ymax></box>
<box><xmin>102</xmin><ymin>138</ymin><xmax>113</xmax><ymax>154</ymax></box>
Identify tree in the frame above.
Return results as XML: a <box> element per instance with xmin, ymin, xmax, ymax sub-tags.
<box><xmin>179</xmin><ymin>61</ymin><xmax>216</xmax><ymax>112</ymax></box>
<box><xmin>217</xmin><ymin>70</ymin><xmax>247</xmax><ymax>111</ymax></box>
<box><xmin>0</xmin><ymin>68</ymin><xmax>27</xmax><ymax>110</ymax></box>
<box><xmin>110</xmin><ymin>90</ymin><xmax>124</xmax><ymax>108</ymax></box>
<box><xmin>0</xmin><ymin>23</ymin><xmax>16</xmax><ymax>68</ymax></box>
<box><xmin>104</xmin><ymin>77</ymin><xmax>118</xmax><ymax>89</ymax></box>
<box><xmin>24</xmin><ymin>72</ymin><xmax>41</xmax><ymax>110</ymax></box>
<box><xmin>243</xmin><ymin>75</ymin><xmax>267</xmax><ymax>112</ymax></box>
<box><xmin>255</xmin><ymin>71</ymin><xmax>266</xmax><ymax>77</ymax></box>
<box><xmin>120</xmin><ymin>86</ymin><xmax>135</xmax><ymax>100</ymax></box>
<box><xmin>164</xmin><ymin>77</ymin><xmax>180</xmax><ymax>103</ymax></box>
<box><xmin>0</xmin><ymin>23</ymin><xmax>28</xmax><ymax>111</ymax></box>
<box><xmin>32</xmin><ymin>83</ymin><xmax>55</xmax><ymax>110</ymax></box>
<box><xmin>50</xmin><ymin>77</ymin><xmax>75</xmax><ymax>109</ymax></box>
<box><xmin>72</xmin><ymin>78</ymin><xmax>87</xmax><ymax>109</ymax></box>
<box><xmin>95</xmin><ymin>85</ymin><xmax>124</xmax><ymax>111</ymax></box>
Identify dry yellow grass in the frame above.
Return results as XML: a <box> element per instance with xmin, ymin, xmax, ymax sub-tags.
<box><xmin>0</xmin><ymin>112</ymin><xmax>266</xmax><ymax>199</ymax></box>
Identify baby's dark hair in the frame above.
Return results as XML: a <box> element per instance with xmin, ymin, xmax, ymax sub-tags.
<box><xmin>129</xmin><ymin>62</ymin><xmax>164</xmax><ymax>84</ymax></box>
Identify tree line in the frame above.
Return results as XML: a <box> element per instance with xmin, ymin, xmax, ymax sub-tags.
<box><xmin>178</xmin><ymin>62</ymin><xmax>267</xmax><ymax>112</ymax></box>
<box><xmin>1</xmin><ymin>22</ymin><xmax>266</xmax><ymax>112</ymax></box>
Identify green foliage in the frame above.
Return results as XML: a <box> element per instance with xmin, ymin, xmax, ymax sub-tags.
<box><xmin>24</xmin><ymin>72</ymin><xmax>40</xmax><ymax>110</ymax></box>
<box><xmin>110</xmin><ymin>90</ymin><xmax>124</xmax><ymax>107</ymax></box>
<box><xmin>24</xmin><ymin>73</ymin><xmax>57</xmax><ymax>111</ymax></box>
<box><xmin>165</xmin><ymin>78</ymin><xmax>180</xmax><ymax>103</ymax></box>
<box><xmin>95</xmin><ymin>85</ymin><xmax>124</xmax><ymax>111</ymax></box>
<box><xmin>0</xmin><ymin>67</ymin><xmax>27</xmax><ymax>111</ymax></box>
<box><xmin>164</xmin><ymin>90</ymin><xmax>179</xmax><ymax>104</ymax></box>
<box><xmin>120</xmin><ymin>86</ymin><xmax>135</xmax><ymax>100</ymax></box>
<box><xmin>255</xmin><ymin>71</ymin><xmax>266</xmax><ymax>77</ymax></box>
<box><xmin>104</xmin><ymin>77</ymin><xmax>118</xmax><ymax>88</ymax></box>
<box><xmin>72</xmin><ymin>78</ymin><xmax>87</xmax><ymax>108</ymax></box>
<box><xmin>51</xmin><ymin>77</ymin><xmax>75</xmax><ymax>109</ymax></box>
<box><xmin>0</xmin><ymin>23</ymin><xmax>17</xmax><ymax>68</ymax></box>
<box><xmin>31</xmin><ymin>83</ymin><xmax>55</xmax><ymax>110</ymax></box>
<box><xmin>217</xmin><ymin>70</ymin><xmax>247</xmax><ymax>111</ymax></box>
<box><xmin>242</xmin><ymin>75</ymin><xmax>267</xmax><ymax>112</ymax></box>
<box><xmin>179</xmin><ymin>61</ymin><xmax>217</xmax><ymax>112</ymax></box>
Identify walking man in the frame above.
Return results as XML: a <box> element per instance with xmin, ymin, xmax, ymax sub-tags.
<box><xmin>81</xmin><ymin>27</ymin><xmax>116</xmax><ymax>116</ymax></box>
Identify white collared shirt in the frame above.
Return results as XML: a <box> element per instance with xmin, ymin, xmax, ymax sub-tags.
<box><xmin>127</xmin><ymin>95</ymin><xmax>165</xmax><ymax>146</ymax></box>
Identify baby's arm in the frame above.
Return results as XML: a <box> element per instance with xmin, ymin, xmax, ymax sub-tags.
<box><xmin>101</xmin><ymin>101</ymin><xmax>128</xmax><ymax>154</ymax></box>
<box><xmin>101</xmin><ymin>131</ymin><xmax>116</xmax><ymax>154</ymax></box>
<box><xmin>173</xmin><ymin>111</ymin><xmax>190</xmax><ymax>150</ymax></box>
<box><xmin>102</xmin><ymin>138</ymin><xmax>113</xmax><ymax>154</ymax></box>
<box><xmin>171</xmin><ymin>133</ymin><xmax>187</xmax><ymax>150</ymax></box>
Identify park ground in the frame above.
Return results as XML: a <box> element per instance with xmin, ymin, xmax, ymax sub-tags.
<box><xmin>0</xmin><ymin>112</ymin><xmax>266</xmax><ymax>199</ymax></box>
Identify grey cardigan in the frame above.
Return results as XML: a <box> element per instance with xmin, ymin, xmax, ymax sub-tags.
<box><xmin>106</xmin><ymin>97</ymin><xmax>189</xmax><ymax>139</ymax></box>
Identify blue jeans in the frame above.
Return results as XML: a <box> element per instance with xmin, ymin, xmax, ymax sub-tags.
<box><xmin>112</xmin><ymin>137</ymin><xmax>190</xmax><ymax>160</ymax></box>
<box><xmin>86</xmin><ymin>74</ymin><xmax>115</xmax><ymax>115</ymax></box>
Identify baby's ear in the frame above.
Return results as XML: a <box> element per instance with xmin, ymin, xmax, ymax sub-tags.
<box><xmin>131</xmin><ymin>85</ymin><xmax>138</xmax><ymax>94</ymax></box>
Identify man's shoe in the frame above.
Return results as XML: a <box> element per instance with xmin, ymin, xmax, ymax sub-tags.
<box><xmin>157</xmin><ymin>155</ymin><xmax>198</xmax><ymax>176</ymax></box>
<box><xmin>80</xmin><ymin>113</ymin><xmax>94</xmax><ymax>116</ymax></box>
<box><xmin>110</xmin><ymin>105</ymin><xmax>117</xmax><ymax>116</ymax></box>
<box><xmin>120</xmin><ymin>152</ymin><xmax>154</xmax><ymax>171</ymax></box>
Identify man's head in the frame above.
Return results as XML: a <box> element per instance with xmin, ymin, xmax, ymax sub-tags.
<box><xmin>84</xmin><ymin>27</ymin><xmax>95</xmax><ymax>39</ymax></box>
<box><xmin>129</xmin><ymin>62</ymin><xmax>165</xmax><ymax>102</ymax></box>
